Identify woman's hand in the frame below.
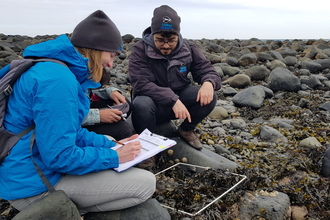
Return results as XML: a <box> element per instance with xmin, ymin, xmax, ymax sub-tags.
<box><xmin>115</xmin><ymin>134</ymin><xmax>141</xmax><ymax>163</ymax></box>
<box><xmin>110</xmin><ymin>90</ymin><xmax>126</xmax><ymax>105</ymax></box>
<box><xmin>99</xmin><ymin>108</ymin><xmax>122</xmax><ymax>123</ymax></box>
<box><xmin>119</xmin><ymin>134</ymin><xmax>139</xmax><ymax>143</ymax></box>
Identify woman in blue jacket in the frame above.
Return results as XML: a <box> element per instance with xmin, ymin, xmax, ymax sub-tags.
<box><xmin>0</xmin><ymin>10</ymin><xmax>155</xmax><ymax>215</ymax></box>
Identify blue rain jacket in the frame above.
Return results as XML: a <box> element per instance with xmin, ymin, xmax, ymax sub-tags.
<box><xmin>0</xmin><ymin>35</ymin><xmax>118</xmax><ymax>200</ymax></box>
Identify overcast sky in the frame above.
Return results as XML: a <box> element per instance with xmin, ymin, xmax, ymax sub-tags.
<box><xmin>1</xmin><ymin>0</ymin><xmax>329</xmax><ymax>40</ymax></box>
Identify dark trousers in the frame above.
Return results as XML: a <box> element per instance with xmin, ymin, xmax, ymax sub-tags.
<box><xmin>131</xmin><ymin>85</ymin><xmax>217</xmax><ymax>134</ymax></box>
<box><xmin>83</xmin><ymin>98</ymin><xmax>135</xmax><ymax>140</ymax></box>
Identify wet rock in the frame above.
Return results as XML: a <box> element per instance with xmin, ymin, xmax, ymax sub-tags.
<box><xmin>162</xmin><ymin>138</ymin><xmax>239</xmax><ymax>171</ymax></box>
<box><xmin>222</xmin><ymin>86</ymin><xmax>238</xmax><ymax>96</ymax></box>
<box><xmin>291</xmin><ymin>205</ymin><xmax>308</xmax><ymax>220</ymax></box>
<box><xmin>260</xmin><ymin>125</ymin><xmax>288</xmax><ymax>143</ymax></box>
<box><xmin>300</xmin><ymin>75</ymin><xmax>323</xmax><ymax>89</ymax></box>
<box><xmin>245</xmin><ymin>65</ymin><xmax>270</xmax><ymax>81</ymax></box>
<box><xmin>266</xmin><ymin>59</ymin><xmax>287</xmax><ymax>70</ymax></box>
<box><xmin>321</xmin><ymin>146</ymin><xmax>330</xmax><ymax>177</ymax></box>
<box><xmin>215</xmin><ymin>63</ymin><xmax>240</xmax><ymax>77</ymax></box>
<box><xmin>84</xmin><ymin>198</ymin><xmax>171</xmax><ymax>220</ymax></box>
<box><xmin>236</xmin><ymin>190</ymin><xmax>291</xmax><ymax>220</ymax></box>
<box><xmin>268</xmin><ymin>67</ymin><xmax>301</xmax><ymax>92</ymax></box>
<box><xmin>300</xmin><ymin>61</ymin><xmax>323</xmax><ymax>73</ymax></box>
<box><xmin>238</xmin><ymin>53</ymin><xmax>257</xmax><ymax>66</ymax></box>
<box><xmin>228</xmin><ymin>74</ymin><xmax>251</xmax><ymax>89</ymax></box>
<box><xmin>208</xmin><ymin>106</ymin><xmax>228</xmax><ymax>120</ymax></box>
<box><xmin>232</xmin><ymin>86</ymin><xmax>265</xmax><ymax>109</ymax></box>
<box><xmin>319</xmin><ymin>101</ymin><xmax>330</xmax><ymax>111</ymax></box>
<box><xmin>298</xmin><ymin>137</ymin><xmax>322</xmax><ymax>148</ymax></box>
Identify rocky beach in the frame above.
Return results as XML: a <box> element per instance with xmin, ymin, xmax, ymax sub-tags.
<box><xmin>1</xmin><ymin>33</ymin><xmax>330</xmax><ymax>220</ymax></box>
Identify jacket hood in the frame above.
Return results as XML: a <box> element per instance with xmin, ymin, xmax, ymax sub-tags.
<box><xmin>23</xmin><ymin>34</ymin><xmax>98</xmax><ymax>89</ymax></box>
<box><xmin>142</xmin><ymin>26</ymin><xmax>183</xmax><ymax>56</ymax></box>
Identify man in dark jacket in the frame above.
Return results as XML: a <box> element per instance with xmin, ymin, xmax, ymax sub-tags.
<box><xmin>129</xmin><ymin>5</ymin><xmax>221</xmax><ymax>150</ymax></box>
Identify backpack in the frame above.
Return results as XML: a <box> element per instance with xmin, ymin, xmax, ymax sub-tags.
<box><xmin>0</xmin><ymin>58</ymin><xmax>67</xmax><ymax>164</ymax></box>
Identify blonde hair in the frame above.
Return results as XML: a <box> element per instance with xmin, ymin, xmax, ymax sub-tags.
<box><xmin>75</xmin><ymin>47</ymin><xmax>103</xmax><ymax>83</ymax></box>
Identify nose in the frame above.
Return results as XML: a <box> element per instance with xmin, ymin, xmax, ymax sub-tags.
<box><xmin>104</xmin><ymin>58</ymin><xmax>115</xmax><ymax>68</ymax></box>
<box><xmin>163</xmin><ymin>43</ymin><xmax>170</xmax><ymax>48</ymax></box>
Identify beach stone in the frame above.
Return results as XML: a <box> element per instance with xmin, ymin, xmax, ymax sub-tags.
<box><xmin>291</xmin><ymin>206</ymin><xmax>308</xmax><ymax>220</ymax></box>
<box><xmin>315</xmin><ymin>52</ymin><xmax>328</xmax><ymax>59</ymax></box>
<box><xmin>213</xmin><ymin>65</ymin><xmax>224</xmax><ymax>78</ymax></box>
<box><xmin>245</xmin><ymin>66</ymin><xmax>270</xmax><ymax>81</ymax></box>
<box><xmin>266</xmin><ymin>59</ymin><xmax>287</xmax><ymax>70</ymax></box>
<box><xmin>214</xmin><ymin>144</ymin><xmax>231</xmax><ymax>155</ymax></box>
<box><xmin>298</xmin><ymin>137</ymin><xmax>322</xmax><ymax>148</ymax></box>
<box><xmin>268</xmin><ymin>67</ymin><xmax>301</xmax><ymax>92</ymax></box>
<box><xmin>321</xmin><ymin>146</ymin><xmax>330</xmax><ymax>177</ymax></box>
<box><xmin>232</xmin><ymin>86</ymin><xmax>265</xmax><ymax>109</ymax></box>
<box><xmin>222</xmin><ymin>56</ymin><xmax>238</xmax><ymax>66</ymax></box>
<box><xmin>284</xmin><ymin>56</ymin><xmax>298</xmax><ymax>66</ymax></box>
<box><xmin>299</xmin><ymin>68</ymin><xmax>311</xmax><ymax>75</ymax></box>
<box><xmin>319</xmin><ymin>102</ymin><xmax>330</xmax><ymax>111</ymax></box>
<box><xmin>256</xmin><ymin>52</ymin><xmax>273</xmax><ymax>62</ymax></box>
<box><xmin>300</xmin><ymin>61</ymin><xmax>323</xmax><ymax>73</ymax></box>
<box><xmin>121</xmin><ymin>34</ymin><xmax>135</xmax><ymax>44</ymax></box>
<box><xmin>278</xmin><ymin>48</ymin><xmax>297</xmax><ymax>58</ymax></box>
<box><xmin>238</xmin><ymin>53</ymin><xmax>257</xmax><ymax>66</ymax></box>
<box><xmin>84</xmin><ymin>198</ymin><xmax>170</xmax><ymax>220</ymax></box>
<box><xmin>314</xmin><ymin>58</ymin><xmax>330</xmax><ymax>70</ymax></box>
<box><xmin>300</xmin><ymin>75</ymin><xmax>322</xmax><ymax>89</ymax></box>
<box><xmin>291</xmin><ymin>42</ymin><xmax>305</xmax><ymax>52</ymax></box>
<box><xmin>236</xmin><ymin>190</ymin><xmax>291</xmax><ymax>220</ymax></box>
<box><xmin>268</xmin><ymin>50</ymin><xmax>285</xmax><ymax>62</ymax></box>
<box><xmin>256</xmin><ymin>85</ymin><xmax>274</xmax><ymax>98</ymax></box>
<box><xmin>221</xmin><ymin>118</ymin><xmax>246</xmax><ymax>128</ymax></box>
<box><xmin>207</xmin><ymin>53</ymin><xmax>224</xmax><ymax>64</ymax></box>
<box><xmin>222</xmin><ymin>86</ymin><xmax>238</xmax><ymax>96</ymax></box>
<box><xmin>227</xmin><ymin>50</ymin><xmax>241</xmax><ymax>59</ymax></box>
<box><xmin>215</xmin><ymin>63</ymin><xmax>240</xmax><ymax>77</ymax></box>
<box><xmin>228</xmin><ymin>74</ymin><xmax>251</xmax><ymax>88</ymax></box>
<box><xmin>260</xmin><ymin>125</ymin><xmax>288</xmax><ymax>143</ymax></box>
<box><xmin>208</xmin><ymin>106</ymin><xmax>228</xmax><ymax>120</ymax></box>
<box><xmin>162</xmin><ymin>138</ymin><xmax>239</xmax><ymax>171</ymax></box>
<box><xmin>206</xmin><ymin>42</ymin><xmax>223</xmax><ymax>53</ymax></box>
<box><xmin>323</xmin><ymin>49</ymin><xmax>330</xmax><ymax>57</ymax></box>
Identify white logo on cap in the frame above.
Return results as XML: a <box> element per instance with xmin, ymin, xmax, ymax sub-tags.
<box><xmin>163</xmin><ymin>16</ymin><xmax>171</xmax><ymax>23</ymax></box>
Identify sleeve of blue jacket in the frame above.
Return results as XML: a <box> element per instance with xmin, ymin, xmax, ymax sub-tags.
<box><xmin>31</xmin><ymin>63</ymin><xmax>119</xmax><ymax>175</ymax></box>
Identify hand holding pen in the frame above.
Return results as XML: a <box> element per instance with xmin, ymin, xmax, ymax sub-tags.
<box><xmin>99</xmin><ymin>106</ymin><xmax>122</xmax><ymax>123</ymax></box>
<box><xmin>114</xmin><ymin>134</ymin><xmax>142</xmax><ymax>163</ymax></box>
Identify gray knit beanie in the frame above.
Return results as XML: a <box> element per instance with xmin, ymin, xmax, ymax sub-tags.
<box><xmin>151</xmin><ymin>5</ymin><xmax>181</xmax><ymax>35</ymax></box>
<box><xmin>71</xmin><ymin>10</ymin><xmax>122</xmax><ymax>53</ymax></box>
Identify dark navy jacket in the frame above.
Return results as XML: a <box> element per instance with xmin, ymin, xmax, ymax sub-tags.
<box><xmin>129</xmin><ymin>27</ymin><xmax>221</xmax><ymax>107</ymax></box>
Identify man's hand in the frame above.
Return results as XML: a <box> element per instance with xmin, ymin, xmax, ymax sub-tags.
<box><xmin>110</xmin><ymin>90</ymin><xmax>126</xmax><ymax>105</ymax></box>
<box><xmin>99</xmin><ymin>108</ymin><xmax>123</xmax><ymax>123</ymax></box>
<box><xmin>172</xmin><ymin>99</ymin><xmax>191</xmax><ymax>122</ymax></box>
<box><xmin>197</xmin><ymin>81</ymin><xmax>214</xmax><ymax>106</ymax></box>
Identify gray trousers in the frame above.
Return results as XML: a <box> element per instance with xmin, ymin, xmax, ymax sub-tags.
<box><xmin>9</xmin><ymin>168</ymin><xmax>156</xmax><ymax>215</ymax></box>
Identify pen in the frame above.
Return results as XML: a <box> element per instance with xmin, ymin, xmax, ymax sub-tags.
<box><xmin>114</xmin><ymin>140</ymin><xmax>149</xmax><ymax>152</ymax></box>
<box><xmin>107</xmin><ymin>105</ymin><xmax>126</xmax><ymax>120</ymax></box>
<box><xmin>114</xmin><ymin>140</ymin><xmax>125</xmax><ymax>146</ymax></box>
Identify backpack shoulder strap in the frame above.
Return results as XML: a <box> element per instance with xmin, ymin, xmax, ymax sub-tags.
<box><xmin>33</xmin><ymin>58</ymin><xmax>68</xmax><ymax>68</ymax></box>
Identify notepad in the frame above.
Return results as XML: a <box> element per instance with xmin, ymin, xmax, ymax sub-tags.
<box><xmin>111</xmin><ymin>129</ymin><xmax>177</xmax><ymax>172</ymax></box>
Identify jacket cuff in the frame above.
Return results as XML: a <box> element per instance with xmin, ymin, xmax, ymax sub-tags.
<box><xmin>81</xmin><ymin>108</ymin><xmax>100</xmax><ymax>126</ymax></box>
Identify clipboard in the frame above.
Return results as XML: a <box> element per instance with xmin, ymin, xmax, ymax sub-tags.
<box><xmin>112</xmin><ymin>129</ymin><xmax>177</xmax><ymax>172</ymax></box>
